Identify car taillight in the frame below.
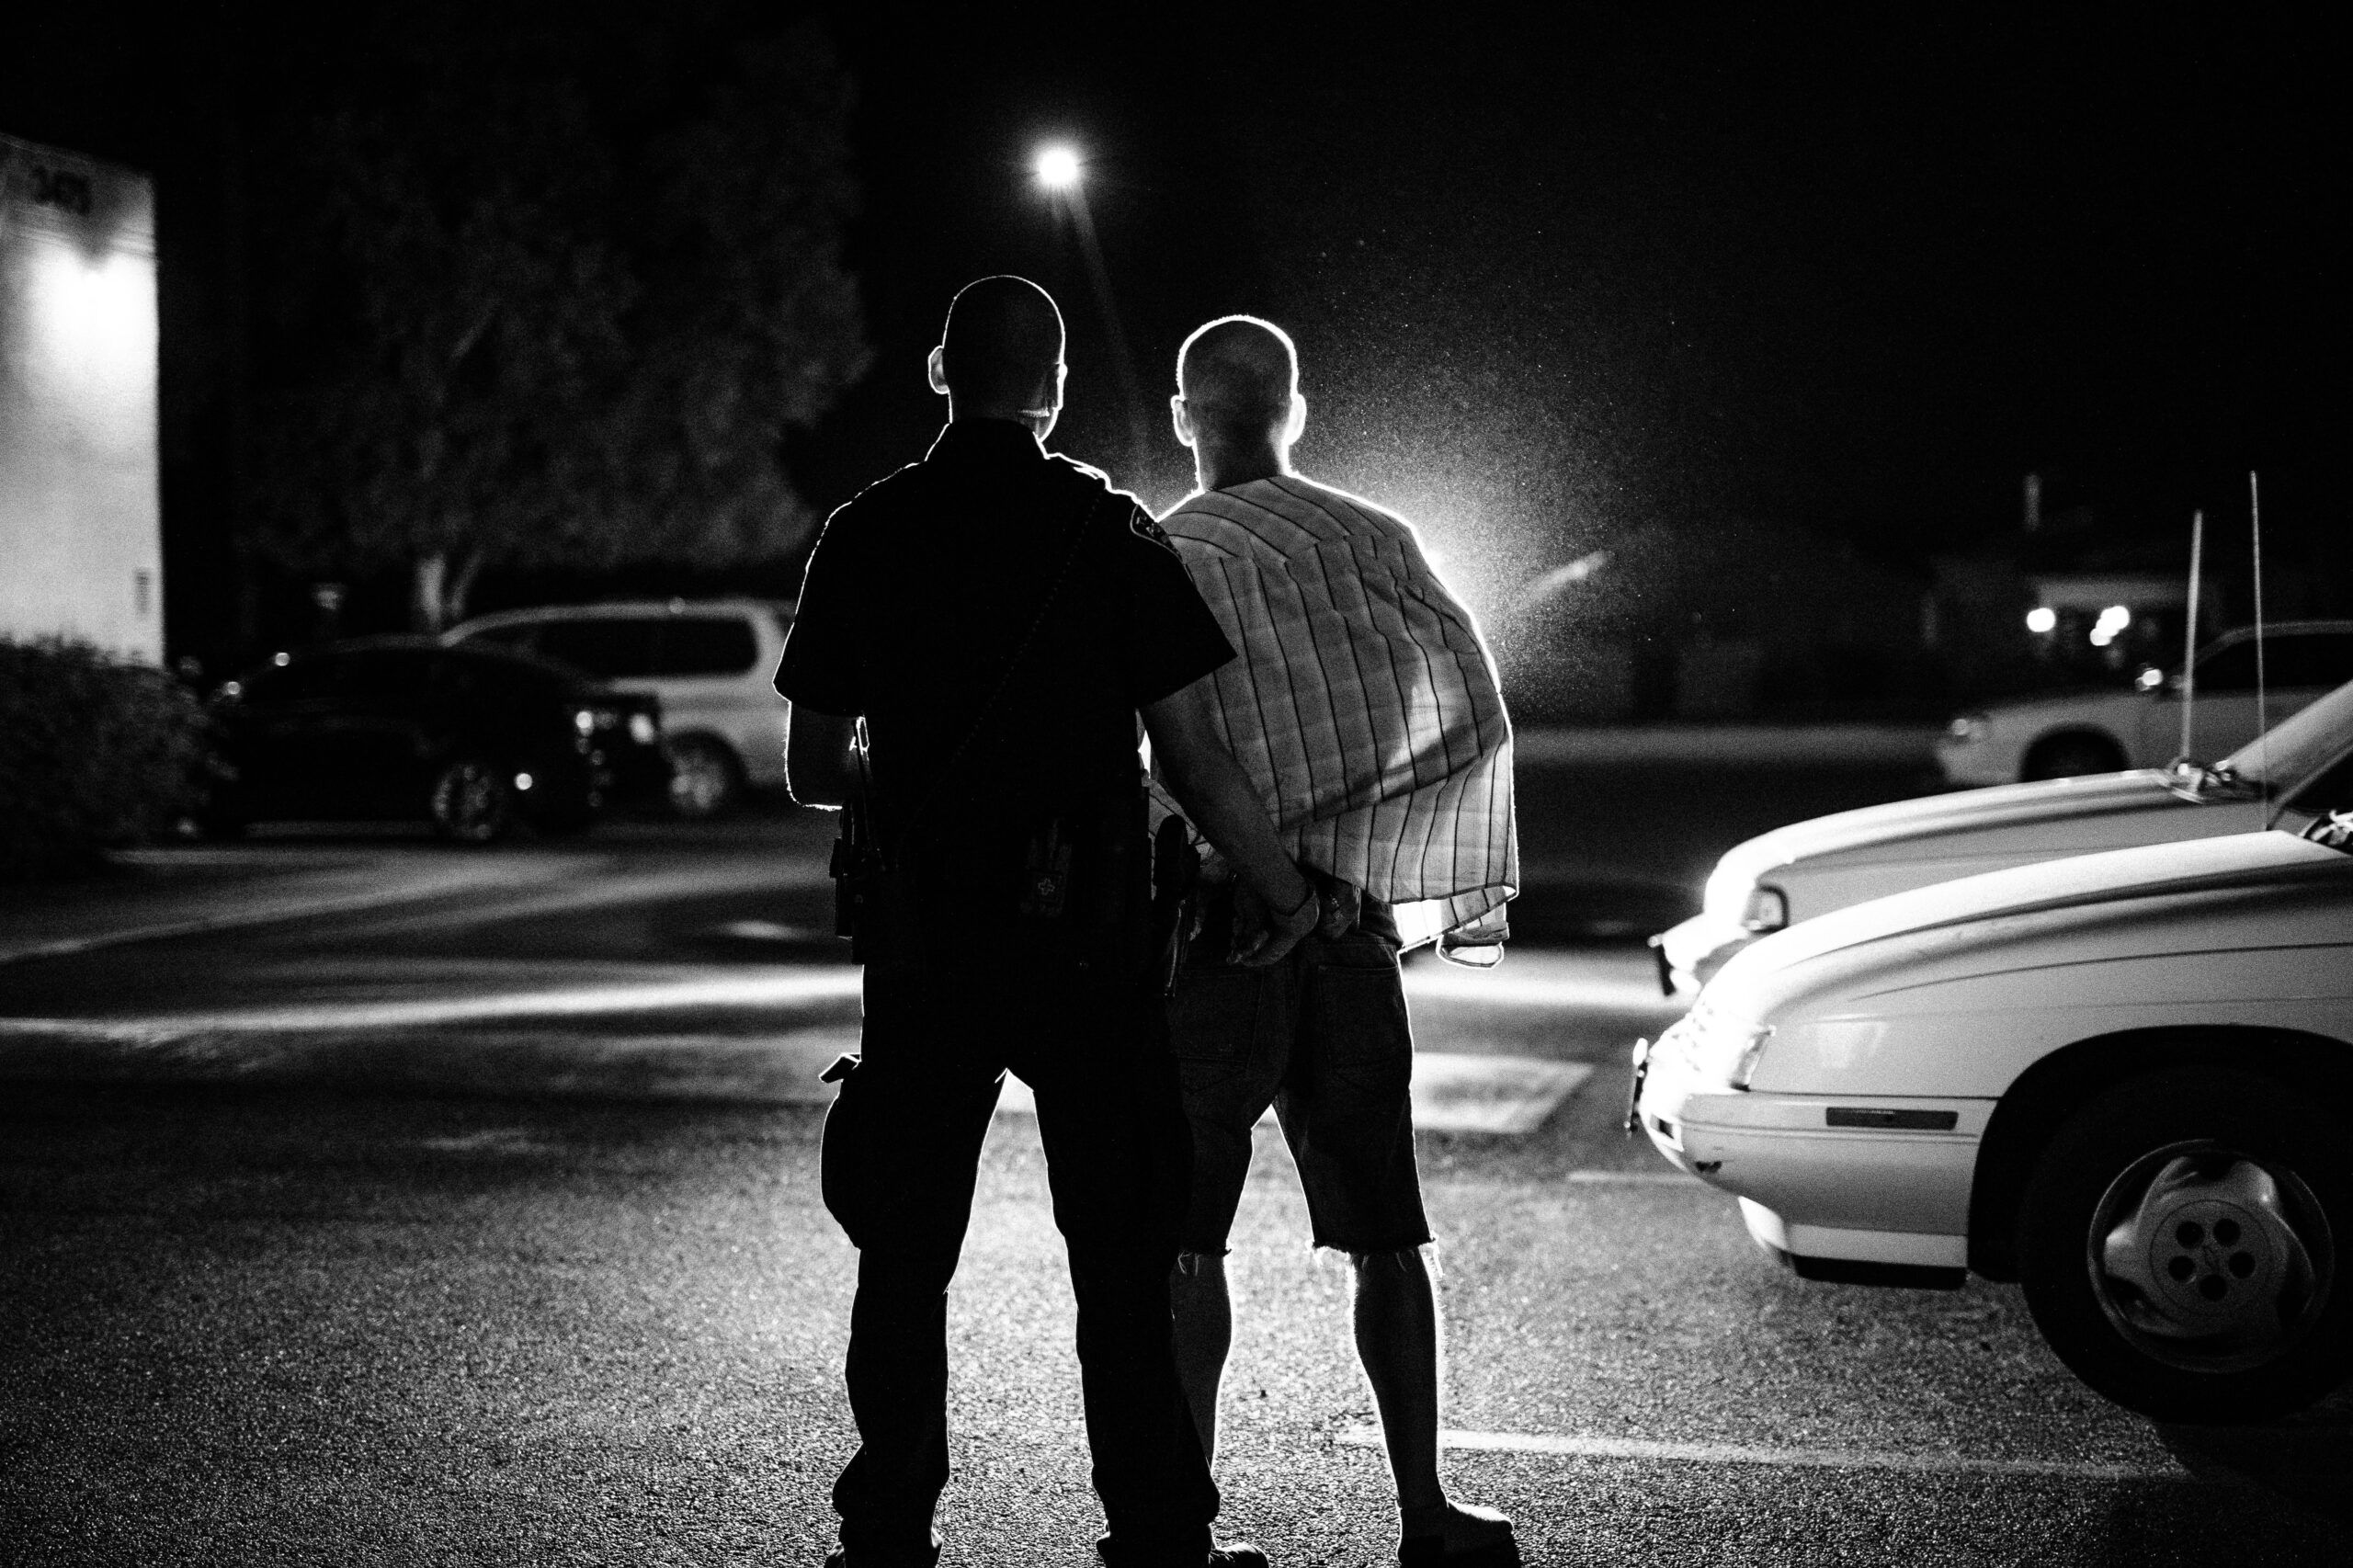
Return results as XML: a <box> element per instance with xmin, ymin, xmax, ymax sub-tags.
<box><xmin>1741</xmin><ymin>886</ymin><xmax>1789</xmax><ymax>933</ymax></box>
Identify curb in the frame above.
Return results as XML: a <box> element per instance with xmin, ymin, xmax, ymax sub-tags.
<box><xmin>1515</xmin><ymin>724</ymin><xmax>1942</xmax><ymax>769</ymax></box>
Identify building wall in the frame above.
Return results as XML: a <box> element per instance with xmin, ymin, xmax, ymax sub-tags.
<box><xmin>0</xmin><ymin>132</ymin><xmax>161</xmax><ymax>662</ymax></box>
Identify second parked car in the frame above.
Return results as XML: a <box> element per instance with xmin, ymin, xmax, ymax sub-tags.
<box><xmin>1655</xmin><ymin>675</ymin><xmax>2353</xmax><ymax>994</ymax></box>
<box><xmin>1938</xmin><ymin>620</ymin><xmax>2353</xmax><ymax>786</ymax></box>
<box><xmin>445</xmin><ymin>598</ymin><xmax>790</xmax><ymax>818</ymax></box>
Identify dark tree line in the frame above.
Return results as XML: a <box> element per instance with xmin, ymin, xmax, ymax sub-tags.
<box><xmin>243</xmin><ymin>4</ymin><xmax>870</xmax><ymax>631</ymax></box>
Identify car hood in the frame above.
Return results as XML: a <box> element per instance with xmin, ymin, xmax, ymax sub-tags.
<box><xmin>1720</xmin><ymin>771</ymin><xmax>2188</xmax><ymax>876</ymax></box>
<box><xmin>1702</xmin><ymin>770</ymin><xmax>2256</xmax><ymax>916</ymax></box>
<box><xmin>1710</xmin><ymin>830</ymin><xmax>2353</xmax><ymax>1020</ymax></box>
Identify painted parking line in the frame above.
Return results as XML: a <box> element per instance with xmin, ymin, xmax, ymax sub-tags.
<box><xmin>1402</xmin><ymin>952</ymin><xmax>1683</xmax><ymax>1016</ymax></box>
<box><xmin>1412</xmin><ymin>1055</ymin><xmax>1592</xmax><ymax>1133</ymax></box>
<box><xmin>0</xmin><ymin>968</ymin><xmax>866</xmax><ymax>1043</ymax></box>
<box><xmin>1337</xmin><ymin>1426</ymin><xmax>2190</xmax><ymax>1484</ymax></box>
<box><xmin>997</xmin><ymin>1054</ymin><xmax>1591</xmax><ymax>1134</ymax></box>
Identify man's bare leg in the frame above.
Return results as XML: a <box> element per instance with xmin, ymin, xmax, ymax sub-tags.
<box><xmin>1351</xmin><ymin>1247</ymin><xmax>1515</xmax><ymax>1558</ymax></box>
<box><xmin>1170</xmin><ymin>1252</ymin><xmax>1233</xmax><ymax>1460</ymax></box>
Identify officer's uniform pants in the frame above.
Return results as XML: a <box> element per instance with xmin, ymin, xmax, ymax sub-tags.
<box><xmin>822</xmin><ymin>956</ymin><xmax>1220</xmax><ymax>1561</ymax></box>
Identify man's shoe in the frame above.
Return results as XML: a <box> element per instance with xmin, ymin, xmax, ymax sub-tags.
<box><xmin>1399</xmin><ymin>1501</ymin><xmax>1518</xmax><ymax>1566</ymax></box>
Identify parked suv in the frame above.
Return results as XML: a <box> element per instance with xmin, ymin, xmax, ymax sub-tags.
<box><xmin>1938</xmin><ymin>621</ymin><xmax>2353</xmax><ymax>785</ymax></box>
<box><xmin>446</xmin><ymin>599</ymin><xmax>790</xmax><ymax>817</ymax></box>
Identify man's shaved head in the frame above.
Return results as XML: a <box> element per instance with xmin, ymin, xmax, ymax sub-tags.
<box><xmin>939</xmin><ymin>276</ymin><xmax>1065</xmax><ymax>412</ymax></box>
<box><xmin>1177</xmin><ymin>315</ymin><xmax>1299</xmax><ymax>445</ymax></box>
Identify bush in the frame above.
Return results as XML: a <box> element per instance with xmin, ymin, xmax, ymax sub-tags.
<box><xmin>0</xmin><ymin>638</ymin><xmax>209</xmax><ymax>880</ymax></box>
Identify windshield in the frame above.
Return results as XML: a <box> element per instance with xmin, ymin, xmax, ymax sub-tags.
<box><xmin>2217</xmin><ymin>676</ymin><xmax>2353</xmax><ymax>786</ymax></box>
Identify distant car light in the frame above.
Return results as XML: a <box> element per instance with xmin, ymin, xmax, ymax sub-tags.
<box><xmin>2025</xmin><ymin>608</ymin><xmax>2057</xmax><ymax>634</ymax></box>
<box><xmin>628</xmin><ymin>712</ymin><xmax>658</xmax><ymax>746</ymax></box>
<box><xmin>2136</xmin><ymin>665</ymin><xmax>2166</xmax><ymax>691</ymax></box>
<box><xmin>574</xmin><ymin>709</ymin><xmax>597</xmax><ymax>737</ymax></box>
<box><xmin>514</xmin><ymin>772</ymin><xmax>533</xmax><ymax>791</ymax></box>
<box><xmin>271</xmin><ymin>651</ymin><xmax>290</xmax><ymax>666</ymax></box>
<box><xmin>1947</xmin><ymin>712</ymin><xmax>1990</xmax><ymax>744</ymax></box>
<box><xmin>2090</xmin><ymin>605</ymin><xmax>2132</xmax><ymax>648</ymax></box>
<box><xmin>1741</xmin><ymin>886</ymin><xmax>1789</xmax><ymax>933</ymax></box>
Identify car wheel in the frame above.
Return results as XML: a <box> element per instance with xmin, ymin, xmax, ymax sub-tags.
<box><xmin>665</xmin><ymin>735</ymin><xmax>742</xmax><ymax>819</ymax></box>
<box><xmin>427</xmin><ymin>756</ymin><xmax>517</xmax><ymax>844</ymax></box>
<box><xmin>2021</xmin><ymin>732</ymin><xmax>2127</xmax><ymax>780</ymax></box>
<box><xmin>2017</xmin><ymin>1068</ymin><xmax>2350</xmax><ymax>1423</ymax></box>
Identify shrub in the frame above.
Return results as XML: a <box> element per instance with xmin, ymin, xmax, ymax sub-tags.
<box><xmin>0</xmin><ymin>638</ymin><xmax>209</xmax><ymax>880</ymax></box>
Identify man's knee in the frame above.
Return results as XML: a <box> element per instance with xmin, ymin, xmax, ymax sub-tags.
<box><xmin>1347</xmin><ymin>1243</ymin><xmax>1438</xmax><ymax>1278</ymax></box>
<box><xmin>1172</xmin><ymin>1250</ymin><xmax>1227</xmax><ymax>1288</ymax></box>
<box><xmin>855</xmin><ymin>1238</ymin><xmax>964</xmax><ymax>1294</ymax></box>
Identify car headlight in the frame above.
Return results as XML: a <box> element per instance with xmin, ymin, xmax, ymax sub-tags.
<box><xmin>1682</xmin><ymin>999</ymin><xmax>1776</xmax><ymax>1090</ymax></box>
<box><xmin>1946</xmin><ymin>712</ymin><xmax>1990</xmax><ymax>744</ymax></box>
<box><xmin>1740</xmin><ymin>885</ymin><xmax>1788</xmax><ymax>933</ymax></box>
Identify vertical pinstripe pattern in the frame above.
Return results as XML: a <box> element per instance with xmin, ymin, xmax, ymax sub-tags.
<box><xmin>1159</xmin><ymin>475</ymin><xmax>1518</xmax><ymax>950</ymax></box>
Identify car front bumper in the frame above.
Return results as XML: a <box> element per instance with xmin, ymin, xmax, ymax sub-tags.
<box><xmin>1633</xmin><ymin>1029</ymin><xmax>1986</xmax><ymax>1270</ymax></box>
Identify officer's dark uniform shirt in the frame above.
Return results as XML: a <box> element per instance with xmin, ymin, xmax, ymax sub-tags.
<box><xmin>775</xmin><ymin>419</ymin><xmax>1234</xmax><ymax>835</ymax></box>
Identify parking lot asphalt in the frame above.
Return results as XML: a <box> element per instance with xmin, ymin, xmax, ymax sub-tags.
<box><xmin>5</xmin><ymin>1080</ymin><xmax>2345</xmax><ymax>1567</ymax></box>
<box><xmin>2</xmin><ymin>760</ymin><xmax>2346</xmax><ymax>1564</ymax></box>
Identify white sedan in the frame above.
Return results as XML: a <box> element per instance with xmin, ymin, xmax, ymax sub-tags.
<box><xmin>1935</xmin><ymin>619</ymin><xmax>2353</xmax><ymax>786</ymax></box>
<box><xmin>1655</xmin><ymin>675</ymin><xmax>2353</xmax><ymax>995</ymax></box>
<box><xmin>1631</xmin><ymin>814</ymin><xmax>2353</xmax><ymax>1422</ymax></box>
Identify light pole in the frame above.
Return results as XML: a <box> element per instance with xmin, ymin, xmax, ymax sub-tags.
<box><xmin>1033</xmin><ymin>143</ymin><xmax>1153</xmax><ymax>480</ymax></box>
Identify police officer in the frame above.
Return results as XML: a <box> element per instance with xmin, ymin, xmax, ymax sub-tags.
<box><xmin>777</xmin><ymin>276</ymin><xmax>1320</xmax><ymax>1568</ymax></box>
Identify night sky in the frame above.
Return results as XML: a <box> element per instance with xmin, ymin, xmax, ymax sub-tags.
<box><xmin>807</xmin><ymin>8</ymin><xmax>2338</xmax><ymax>616</ymax></box>
<box><xmin>6</xmin><ymin>6</ymin><xmax>2341</xmax><ymax>643</ymax></box>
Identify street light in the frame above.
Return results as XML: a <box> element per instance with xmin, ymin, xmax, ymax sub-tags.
<box><xmin>1031</xmin><ymin>141</ymin><xmax>1150</xmax><ymax>479</ymax></box>
<box><xmin>1034</xmin><ymin>145</ymin><xmax>1082</xmax><ymax>190</ymax></box>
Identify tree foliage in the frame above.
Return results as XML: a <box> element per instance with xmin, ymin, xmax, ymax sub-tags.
<box><xmin>0</xmin><ymin>639</ymin><xmax>206</xmax><ymax>879</ymax></box>
<box><xmin>245</xmin><ymin>7</ymin><xmax>870</xmax><ymax>630</ymax></box>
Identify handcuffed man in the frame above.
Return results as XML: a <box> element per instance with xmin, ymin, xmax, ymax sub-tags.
<box><xmin>1154</xmin><ymin>315</ymin><xmax>1521</xmax><ymax>1568</ymax></box>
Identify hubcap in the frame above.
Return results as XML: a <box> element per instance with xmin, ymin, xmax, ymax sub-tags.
<box><xmin>433</xmin><ymin>760</ymin><xmax>506</xmax><ymax>842</ymax></box>
<box><xmin>2089</xmin><ymin>1144</ymin><xmax>2332</xmax><ymax>1372</ymax></box>
<box><xmin>668</xmin><ymin>744</ymin><xmax>733</xmax><ymax>817</ymax></box>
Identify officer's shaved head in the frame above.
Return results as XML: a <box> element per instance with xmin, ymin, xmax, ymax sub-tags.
<box><xmin>1177</xmin><ymin>315</ymin><xmax>1299</xmax><ymax>446</ymax></box>
<box><xmin>939</xmin><ymin>276</ymin><xmax>1065</xmax><ymax>412</ymax></box>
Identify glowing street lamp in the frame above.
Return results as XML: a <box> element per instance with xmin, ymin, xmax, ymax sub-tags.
<box><xmin>1034</xmin><ymin>145</ymin><xmax>1082</xmax><ymax>190</ymax></box>
<box><xmin>1030</xmin><ymin>141</ymin><xmax>1151</xmax><ymax>475</ymax></box>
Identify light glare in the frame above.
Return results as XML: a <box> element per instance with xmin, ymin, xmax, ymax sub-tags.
<box><xmin>2089</xmin><ymin>604</ymin><xmax>2131</xmax><ymax>647</ymax></box>
<box><xmin>2024</xmin><ymin>607</ymin><xmax>2057</xmax><ymax>634</ymax></box>
<box><xmin>1035</xmin><ymin>146</ymin><xmax>1082</xmax><ymax>190</ymax></box>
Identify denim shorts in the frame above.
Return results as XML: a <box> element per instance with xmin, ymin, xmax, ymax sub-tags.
<box><xmin>1166</xmin><ymin>890</ymin><xmax>1432</xmax><ymax>1256</ymax></box>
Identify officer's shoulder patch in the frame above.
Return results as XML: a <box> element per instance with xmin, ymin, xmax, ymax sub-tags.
<box><xmin>1130</xmin><ymin>510</ymin><xmax>1179</xmax><ymax>556</ymax></box>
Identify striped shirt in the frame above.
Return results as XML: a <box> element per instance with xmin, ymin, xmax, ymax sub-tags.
<box><xmin>1157</xmin><ymin>474</ymin><xmax>1518</xmax><ymax>954</ymax></box>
